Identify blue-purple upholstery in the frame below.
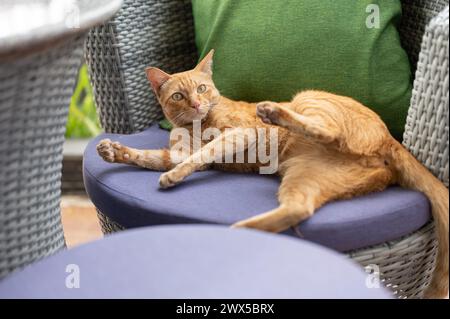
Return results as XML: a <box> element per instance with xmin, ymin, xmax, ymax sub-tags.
<box><xmin>0</xmin><ymin>225</ymin><xmax>391</xmax><ymax>298</ymax></box>
<box><xmin>83</xmin><ymin>125</ymin><xmax>431</xmax><ymax>252</ymax></box>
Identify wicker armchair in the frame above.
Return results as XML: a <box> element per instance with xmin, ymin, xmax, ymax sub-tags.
<box><xmin>84</xmin><ymin>0</ymin><xmax>449</xmax><ymax>298</ymax></box>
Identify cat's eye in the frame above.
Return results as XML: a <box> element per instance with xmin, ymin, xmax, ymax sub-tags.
<box><xmin>197</xmin><ymin>84</ymin><xmax>207</xmax><ymax>94</ymax></box>
<box><xmin>172</xmin><ymin>92</ymin><xmax>184</xmax><ymax>101</ymax></box>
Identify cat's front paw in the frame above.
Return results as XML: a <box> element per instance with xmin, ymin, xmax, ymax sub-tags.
<box><xmin>256</xmin><ymin>102</ymin><xmax>281</xmax><ymax>125</ymax></box>
<box><xmin>159</xmin><ymin>170</ymin><xmax>185</xmax><ymax>189</ymax></box>
<box><xmin>97</xmin><ymin>139</ymin><xmax>126</xmax><ymax>163</ymax></box>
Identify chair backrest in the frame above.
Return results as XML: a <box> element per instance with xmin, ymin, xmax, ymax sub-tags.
<box><xmin>399</xmin><ymin>0</ymin><xmax>449</xmax><ymax>73</ymax></box>
<box><xmin>85</xmin><ymin>0</ymin><xmax>197</xmax><ymax>134</ymax></box>
<box><xmin>85</xmin><ymin>0</ymin><xmax>449</xmax><ymax>134</ymax></box>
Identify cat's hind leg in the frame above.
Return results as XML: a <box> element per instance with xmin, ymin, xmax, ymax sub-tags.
<box><xmin>97</xmin><ymin>139</ymin><xmax>174</xmax><ymax>171</ymax></box>
<box><xmin>232</xmin><ymin>157</ymin><xmax>392</xmax><ymax>232</ymax></box>
<box><xmin>231</xmin><ymin>165</ymin><xmax>319</xmax><ymax>232</ymax></box>
<box><xmin>256</xmin><ymin>101</ymin><xmax>338</xmax><ymax>144</ymax></box>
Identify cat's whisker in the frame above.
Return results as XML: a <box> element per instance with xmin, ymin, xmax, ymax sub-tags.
<box><xmin>171</xmin><ymin>111</ymin><xmax>189</xmax><ymax>126</ymax></box>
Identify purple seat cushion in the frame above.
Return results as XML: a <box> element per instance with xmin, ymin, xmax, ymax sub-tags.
<box><xmin>83</xmin><ymin>125</ymin><xmax>431</xmax><ymax>252</ymax></box>
<box><xmin>0</xmin><ymin>225</ymin><xmax>391</xmax><ymax>298</ymax></box>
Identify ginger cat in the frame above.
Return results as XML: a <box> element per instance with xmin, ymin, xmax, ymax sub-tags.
<box><xmin>97</xmin><ymin>50</ymin><xmax>449</xmax><ymax>298</ymax></box>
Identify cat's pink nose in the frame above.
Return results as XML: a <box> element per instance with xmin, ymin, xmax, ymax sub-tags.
<box><xmin>191</xmin><ymin>101</ymin><xmax>201</xmax><ymax>110</ymax></box>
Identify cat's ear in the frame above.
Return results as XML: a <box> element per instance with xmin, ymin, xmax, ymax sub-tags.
<box><xmin>145</xmin><ymin>67</ymin><xmax>171</xmax><ymax>95</ymax></box>
<box><xmin>195</xmin><ymin>49</ymin><xmax>214</xmax><ymax>75</ymax></box>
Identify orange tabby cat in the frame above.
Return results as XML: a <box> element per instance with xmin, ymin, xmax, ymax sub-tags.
<box><xmin>97</xmin><ymin>50</ymin><xmax>448</xmax><ymax>298</ymax></box>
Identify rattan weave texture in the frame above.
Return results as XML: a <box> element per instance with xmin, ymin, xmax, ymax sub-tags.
<box><xmin>403</xmin><ymin>6</ymin><xmax>449</xmax><ymax>187</ymax></box>
<box><xmin>85</xmin><ymin>0</ymin><xmax>197</xmax><ymax>134</ymax></box>
<box><xmin>0</xmin><ymin>36</ymin><xmax>85</xmax><ymax>279</ymax></box>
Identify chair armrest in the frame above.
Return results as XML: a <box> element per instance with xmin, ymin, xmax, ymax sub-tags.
<box><xmin>403</xmin><ymin>7</ymin><xmax>449</xmax><ymax>187</ymax></box>
<box><xmin>84</xmin><ymin>0</ymin><xmax>198</xmax><ymax>134</ymax></box>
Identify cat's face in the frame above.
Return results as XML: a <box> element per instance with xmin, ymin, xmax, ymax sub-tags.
<box><xmin>145</xmin><ymin>50</ymin><xmax>220</xmax><ymax>126</ymax></box>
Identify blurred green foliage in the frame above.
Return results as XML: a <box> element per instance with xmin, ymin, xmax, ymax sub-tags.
<box><xmin>66</xmin><ymin>64</ymin><xmax>102</xmax><ymax>138</ymax></box>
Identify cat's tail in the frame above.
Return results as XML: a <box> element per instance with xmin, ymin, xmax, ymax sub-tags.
<box><xmin>389</xmin><ymin>139</ymin><xmax>449</xmax><ymax>299</ymax></box>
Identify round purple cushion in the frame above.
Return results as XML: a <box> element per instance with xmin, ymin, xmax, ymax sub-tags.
<box><xmin>0</xmin><ymin>225</ymin><xmax>391</xmax><ymax>298</ymax></box>
<box><xmin>83</xmin><ymin>125</ymin><xmax>431</xmax><ymax>251</ymax></box>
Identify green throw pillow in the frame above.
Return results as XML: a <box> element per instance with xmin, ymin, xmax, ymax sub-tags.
<box><xmin>192</xmin><ymin>0</ymin><xmax>412</xmax><ymax>140</ymax></box>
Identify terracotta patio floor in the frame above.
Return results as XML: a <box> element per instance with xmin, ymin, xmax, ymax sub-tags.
<box><xmin>61</xmin><ymin>195</ymin><xmax>103</xmax><ymax>248</ymax></box>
